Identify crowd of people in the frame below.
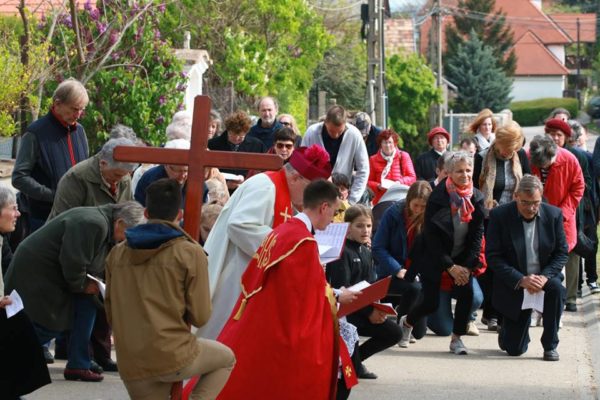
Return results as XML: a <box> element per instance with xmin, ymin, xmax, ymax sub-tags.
<box><xmin>2</xmin><ymin>77</ymin><xmax>599</xmax><ymax>400</ymax></box>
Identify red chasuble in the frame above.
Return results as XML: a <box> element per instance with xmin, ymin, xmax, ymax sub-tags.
<box><xmin>216</xmin><ymin>218</ymin><xmax>339</xmax><ymax>400</ymax></box>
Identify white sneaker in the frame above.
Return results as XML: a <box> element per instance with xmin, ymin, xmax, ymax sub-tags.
<box><xmin>531</xmin><ymin>310</ymin><xmax>543</xmax><ymax>327</ymax></box>
<box><xmin>449</xmin><ymin>337</ymin><xmax>468</xmax><ymax>355</ymax></box>
<box><xmin>466</xmin><ymin>321</ymin><xmax>480</xmax><ymax>336</ymax></box>
<box><xmin>409</xmin><ymin>334</ymin><xmax>417</xmax><ymax>344</ymax></box>
<box><xmin>398</xmin><ymin>315</ymin><xmax>413</xmax><ymax>348</ymax></box>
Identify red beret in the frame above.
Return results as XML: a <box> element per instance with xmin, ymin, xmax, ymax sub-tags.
<box><xmin>288</xmin><ymin>145</ymin><xmax>332</xmax><ymax>180</ymax></box>
<box><xmin>544</xmin><ymin>118</ymin><xmax>572</xmax><ymax>137</ymax></box>
<box><xmin>427</xmin><ymin>127</ymin><xmax>450</xmax><ymax>145</ymax></box>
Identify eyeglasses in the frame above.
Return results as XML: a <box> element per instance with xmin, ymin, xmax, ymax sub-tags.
<box><xmin>518</xmin><ymin>199</ymin><xmax>541</xmax><ymax>208</ymax></box>
<box><xmin>275</xmin><ymin>142</ymin><xmax>294</xmax><ymax>150</ymax></box>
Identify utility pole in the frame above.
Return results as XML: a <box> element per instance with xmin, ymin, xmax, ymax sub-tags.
<box><xmin>367</xmin><ymin>0</ymin><xmax>377</xmax><ymax>124</ymax></box>
<box><xmin>436</xmin><ymin>0</ymin><xmax>443</xmax><ymax>126</ymax></box>
<box><xmin>576</xmin><ymin>17</ymin><xmax>581</xmax><ymax>111</ymax></box>
<box><xmin>366</xmin><ymin>0</ymin><xmax>387</xmax><ymax>128</ymax></box>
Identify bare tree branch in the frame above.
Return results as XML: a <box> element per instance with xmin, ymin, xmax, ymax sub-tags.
<box><xmin>69</xmin><ymin>0</ymin><xmax>86</xmax><ymax>71</ymax></box>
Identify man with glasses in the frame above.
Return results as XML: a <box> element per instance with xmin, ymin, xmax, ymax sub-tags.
<box><xmin>302</xmin><ymin>105</ymin><xmax>369</xmax><ymax>204</ymax></box>
<box><xmin>486</xmin><ymin>174</ymin><xmax>568</xmax><ymax>361</ymax></box>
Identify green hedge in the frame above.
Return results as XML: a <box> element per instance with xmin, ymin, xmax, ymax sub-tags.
<box><xmin>510</xmin><ymin>97</ymin><xmax>578</xmax><ymax>126</ymax></box>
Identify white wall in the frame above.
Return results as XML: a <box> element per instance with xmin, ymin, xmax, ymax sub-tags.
<box><xmin>512</xmin><ymin>76</ymin><xmax>566</xmax><ymax>101</ymax></box>
<box><xmin>547</xmin><ymin>45</ymin><xmax>566</xmax><ymax>65</ymax></box>
<box><xmin>183</xmin><ymin>61</ymin><xmax>209</xmax><ymax>112</ymax></box>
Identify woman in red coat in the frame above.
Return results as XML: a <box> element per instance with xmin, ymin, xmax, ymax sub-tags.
<box><xmin>367</xmin><ymin>129</ymin><xmax>416</xmax><ymax>205</ymax></box>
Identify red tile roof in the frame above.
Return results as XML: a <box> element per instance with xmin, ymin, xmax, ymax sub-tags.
<box><xmin>0</xmin><ymin>1</ymin><xmax>77</xmax><ymax>16</ymax></box>
<box><xmin>513</xmin><ymin>30</ymin><xmax>570</xmax><ymax>75</ymax></box>
<box><xmin>548</xmin><ymin>13</ymin><xmax>596</xmax><ymax>43</ymax></box>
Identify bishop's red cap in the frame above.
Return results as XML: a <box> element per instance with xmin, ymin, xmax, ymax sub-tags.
<box><xmin>288</xmin><ymin>145</ymin><xmax>332</xmax><ymax>180</ymax></box>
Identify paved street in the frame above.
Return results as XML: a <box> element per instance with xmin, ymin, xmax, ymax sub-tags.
<box><xmin>25</xmin><ymin>287</ymin><xmax>600</xmax><ymax>400</ymax></box>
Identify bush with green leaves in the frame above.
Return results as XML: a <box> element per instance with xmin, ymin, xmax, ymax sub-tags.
<box><xmin>386</xmin><ymin>53</ymin><xmax>442</xmax><ymax>156</ymax></box>
<box><xmin>511</xmin><ymin>98</ymin><xmax>579</xmax><ymax>126</ymax></box>
<box><xmin>40</xmin><ymin>1</ymin><xmax>185</xmax><ymax>148</ymax></box>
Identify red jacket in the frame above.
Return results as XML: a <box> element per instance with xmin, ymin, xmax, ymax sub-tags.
<box><xmin>368</xmin><ymin>150</ymin><xmax>416</xmax><ymax>205</ymax></box>
<box><xmin>530</xmin><ymin>147</ymin><xmax>584</xmax><ymax>251</ymax></box>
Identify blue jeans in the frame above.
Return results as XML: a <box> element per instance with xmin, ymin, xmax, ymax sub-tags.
<box><xmin>33</xmin><ymin>294</ymin><xmax>97</xmax><ymax>370</ymax></box>
<box><xmin>427</xmin><ymin>278</ymin><xmax>483</xmax><ymax>336</ymax></box>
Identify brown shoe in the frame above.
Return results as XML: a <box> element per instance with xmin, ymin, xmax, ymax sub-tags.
<box><xmin>64</xmin><ymin>368</ymin><xmax>104</xmax><ymax>382</ymax></box>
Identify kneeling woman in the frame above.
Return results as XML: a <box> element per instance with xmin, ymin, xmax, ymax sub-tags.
<box><xmin>400</xmin><ymin>151</ymin><xmax>485</xmax><ymax>355</ymax></box>
<box><xmin>326</xmin><ymin>205</ymin><xmax>401</xmax><ymax>381</ymax></box>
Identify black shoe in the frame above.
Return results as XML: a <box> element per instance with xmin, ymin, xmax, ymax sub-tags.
<box><xmin>543</xmin><ymin>349</ymin><xmax>559</xmax><ymax>361</ymax></box>
<box><xmin>497</xmin><ymin>327</ymin><xmax>505</xmax><ymax>351</ymax></box>
<box><xmin>565</xmin><ymin>303</ymin><xmax>577</xmax><ymax>312</ymax></box>
<box><xmin>90</xmin><ymin>360</ymin><xmax>104</xmax><ymax>374</ymax></box>
<box><xmin>97</xmin><ymin>358</ymin><xmax>118</xmax><ymax>372</ymax></box>
<box><xmin>43</xmin><ymin>347</ymin><xmax>54</xmax><ymax>364</ymax></box>
<box><xmin>357</xmin><ymin>364</ymin><xmax>378</xmax><ymax>379</ymax></box>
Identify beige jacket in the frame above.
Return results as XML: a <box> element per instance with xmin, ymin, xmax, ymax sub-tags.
<box><xmin>105</xmin><ymin>220</ymin><xmax>211</xmax><ymax>381</ymax></box>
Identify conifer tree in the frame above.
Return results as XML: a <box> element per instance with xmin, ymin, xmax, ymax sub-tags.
<box><xmin>445</xmin><ymin>30</ymin><xmax>512</xmax><ymax>112</ymax></box>
<box><xmin>444</xmin><ymin>0</ymin><xmax>516</xmax><ymax>75</ymax></box>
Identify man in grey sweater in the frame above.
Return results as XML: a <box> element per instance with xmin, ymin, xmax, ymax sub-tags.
<box><xmin>302</xmin><ymin>105</ymin><xmax>369</xmax><ymax>204</ymax></box>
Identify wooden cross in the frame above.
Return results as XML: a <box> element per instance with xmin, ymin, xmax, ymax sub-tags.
<box><xmin>113</xmin><ymin>95</ymin><xmax>283</xmax><ymax>240</ymax></box>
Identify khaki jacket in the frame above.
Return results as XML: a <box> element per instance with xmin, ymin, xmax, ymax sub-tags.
<box><xmin>105</xmin><ymin>221</ymin><xmax>211</xmax><ymax>381</ymax></box>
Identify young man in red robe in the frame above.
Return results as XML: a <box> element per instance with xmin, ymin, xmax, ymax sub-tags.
<box><xmin>216</xmin><ymin>179</ymin><xmax>342</xmax><ymax>400</ymax></box>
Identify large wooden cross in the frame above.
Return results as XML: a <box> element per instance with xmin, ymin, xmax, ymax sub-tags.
<box><xmin>113</xmin><ymin>95</ymin><xmax>283</xmax><ymax>240</ymax></box>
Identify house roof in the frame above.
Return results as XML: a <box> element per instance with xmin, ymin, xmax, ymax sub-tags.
<box><xmin>548</xmin><ymin>13</ymin><xmax>596</xmax><ymax>43</ymax></box>
<box><xmin>513</xmin><ymin>30</ymin><xmax>570</xmax><ymax>75</ymax></box>
<box><xmin>0</xmin><ymin>1</ymin><xmax>76</xmax><ymax>16</ymax></box>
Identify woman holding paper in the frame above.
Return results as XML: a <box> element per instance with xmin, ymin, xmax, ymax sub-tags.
<box><xmin>367</xmin><ymin>129</ymin><xmax>416</xmax><ymax>205</ymax></box>
<box><xmin>0</xmin><ymin>186</ymin><xmax>51</xmax><ymax>398</ymax></box>
<box><xmin>372</xmin><ymin>180</ymin><xmax>431</xmax><ymax>347</ymax></box>
<box><xmin>326</xmin><ymin>205</ymin><xmax>402</xmax><ymax>383</ymax></box>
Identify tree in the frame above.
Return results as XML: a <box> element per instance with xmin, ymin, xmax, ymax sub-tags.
<box><xmin>444</xmin><ymin>0</ymin><xmax>516</xmax><ymax>75</ymax></box>
<box><xmin>160</xmin><ymin>0</ymin><xmax>331</xmax><ymax>130</ymax></box>
<box><xmin>386</xmin><ymin>53</ymin><xmax>442</xmax><ymax>156</ymax></box>
<box><xmin>445</xmin><ymin>30</ymin><xmax>512</xmax><ymax>113</ymax></box>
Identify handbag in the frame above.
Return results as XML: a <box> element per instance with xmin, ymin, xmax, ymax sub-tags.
<box><xmin>573</xmin><ymin>230</ymin><xmax>596</xmax><ymax>259</ymax></box>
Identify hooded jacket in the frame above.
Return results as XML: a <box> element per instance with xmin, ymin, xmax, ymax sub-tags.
<box><xmin>105</xmin><ymin>220</ymin><xmax>211</xmax><ymax>381</ymax></box>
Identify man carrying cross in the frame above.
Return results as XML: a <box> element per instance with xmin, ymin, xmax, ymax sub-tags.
<box><xmin>197</xmin><ymin>144</ymin><xmax>333</xmax><ymax>340</ymax></box>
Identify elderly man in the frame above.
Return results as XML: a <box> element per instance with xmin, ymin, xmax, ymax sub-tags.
<box><xmin>302</xmin><ymin>105</ymin><xmax>369</xmax><ymax>204</ymax></box>
<box><xmin>487</xmin><ymin>175</ymin><xmax>568</xmax><ymax>361</ymax></box>
<box><xmin>414</xmin><ymin>127</ymin><xmax>450</xmax><ymax>181</ymax></box>
<box><xmin>134</xmin><ymin>138</ymin><xmax>208</xmax><ymax>207</ymax></box>
<box><xmin>12</xmin><ymin>78</ymin><xmax>89</xmax><ymax>232</ymax></box>
<box><xmin>49</xmin><ymin>136</ymin><xmax>137</xmax><ymax>219</ymax></box>
<box><xmin>529</xmin><ymin>135</ymin><xmax>584</xmax><ymax>313</ymax></box>
<box><xmin>4</xmin><ymin>202</ymin><xmax>145</xmax><ymax>382</ymax></box>
<box><xmin>197</xmin><ymin>145</ymin><xmax>332</xmax><ymax>339</ymax></box>
<box><xmin>353</xmin><ymin>112</ymin><xmax>382</xmax><ymax>156</ymax></box>
<box><xmin>247</xmin><ymin>96</ymin><xmax>283</xmax><ymax>149</ymax></box>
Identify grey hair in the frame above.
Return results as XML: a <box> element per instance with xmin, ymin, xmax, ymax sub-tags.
<box><xmin>0</xmin><ymin>187</ymin><xmax>16</xmax><ymax>210</ymax></box>
<box><xmin>99</xmin><ymin>138</ymin><xmax>138</xmax><ymax>171</ymax></box>
<box><xmin>256</xmin><ymin>96</ymin><xmax>279</xmax><ymax>111</ymax></box>
<box><xmin>53</xmin><ymin>78</ymin><xmax>89</xmax><ymax>105</ymax></box>
<box><xmin>568</xmin><ymin>119</ymin><xmax>583</xmax><ymax>144</ymax></box>
<box><xmin>550</xmin><ymin>107</ymin><xmax>570</xmax><ymax>119</ymax></box>
<box><xmin>515</xmin><ymin>174</ymin><xmax>544</xmax><ymax>196</ymax></box>
<box><xmin>445</xmin><ymin>150</ymin><xmax>474</xmax><ymax>173</ymax></box>
<box><xmin>166</xmin><ymin>120</ymin><xmax>192</xmax><ymax>141</ymax></box>
<box><xmin>109</xmin><ymin>124</ymin><xmax>137</xmax><ymax>141</ymax></box>
<box><xmin>111</xmin><ymin>201</ymin><xmax>146</xmax><ymax>227</ymax></box>
<box><xmin>438</xmin><ymin>151</ymin><xmax>454</xmax><ymax>172</ymax></box>
<box><xmin>529</xmin><ymin>135</ymin><xmax>557</xmax><ymax>168</ymax></box>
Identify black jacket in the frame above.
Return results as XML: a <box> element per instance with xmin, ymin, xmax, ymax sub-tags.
<box><xmin>410</xmin><ymin>178</ymin><xmax>485</xmax><ymax>281</ymax></box>
<box><xmin>414</xmin><ymin>148</ymin><xmax>441</xmax><ymax>181</ymax></box>
<box><xmin>486</xmin><ymin>201</ymin><xmax>568</xmax><ymax>321</ymax></box>
<box><xmin>208</xmin><ymin>131</ymin><xmax>266</xmax><ymax>176</ymax></box>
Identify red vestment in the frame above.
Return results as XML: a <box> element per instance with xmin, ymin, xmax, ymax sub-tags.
<box><xmin>216</xmin><ymin>218</ymin><xmax>338</xmax><ymax>400</ymax></box>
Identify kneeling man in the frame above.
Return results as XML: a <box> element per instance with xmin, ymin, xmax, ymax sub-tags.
<box><xmin>486</xmin><ymin>174</ymin><xmax>568</xmax><ymax>361</ymax></box>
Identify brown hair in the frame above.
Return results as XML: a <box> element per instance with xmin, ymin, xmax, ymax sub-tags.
<box><xmin>325</xmin><ymin>105</ymin><xmax>347</xmax><ymax>126</ymax></box>
<box><xmin>344</xmin><ymin>204</ymin><xmax>373</xmax><ymax>224</ymax></box>
<box><xmin>376</xmin><ymin>129</ymin><xmax>399</xmax><ymax>148</ymax></box>
<box><xmin>274</xmin><ymin>127</ymin><xmax>297</xmax><ymax>143</ymax></box>
<box><xmin>468</xmin><ymin>108</ymin><xmax>497</xmax><ymax>134</ymax></box>
<box><xmin>405</xmin><ymin>181</ymin><xmax>432</xmax><ymax>236</ymax></box>
<box><xmin>224</xmin><ymin>111</ymin><xmax>252</xmax><ymax>135</ymax></box>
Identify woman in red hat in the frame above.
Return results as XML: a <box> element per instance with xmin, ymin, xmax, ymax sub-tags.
<box><xmin>414</xmin><ymin>127</ymin><xmax>450</xmax><ymax>182</ymax></box>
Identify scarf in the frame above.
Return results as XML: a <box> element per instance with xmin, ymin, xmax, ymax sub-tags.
<box><xmin>474</xmin><ymin>132</ymin><xmax>494</xmax><ymax>150</ymax></box>
<box><xmin>446</xmin><ymin>177</ymin><xmax>475</xmax><ymax>223</ymax></box>
<box><xmin>380</xmin><ymin>148</ymin><xmax>396</xmax><ymax>181</ymax></box>
<box><xmin>479</xmin><ymin>145</ymin><xmax>523</xmax><ymax>209</ymax></box>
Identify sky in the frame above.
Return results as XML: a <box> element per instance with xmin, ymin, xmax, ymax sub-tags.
<box><xmin>389</xmin><ymin>0</ymin><xmax>427</xmax><ymax>13</ymax></box>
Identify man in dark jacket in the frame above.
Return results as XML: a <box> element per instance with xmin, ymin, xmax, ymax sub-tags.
<box><xmin>486</xmin><ymin>175</ymin><xmax>568</xmax><ymax>361</ymax></box>
<box><xmin>4</xmin><ymin>202</ymin><xmax>145</xmax><ymax>382</ymax></box>
<box><xmin>247</xmin><ymin>96</ymin><xmax>283</xmax><ymax>149</ymax></box>
<box><xmin>12</xmin><ymin>78</ymin><xmax>89</xmax><ymax>232</ymax></box>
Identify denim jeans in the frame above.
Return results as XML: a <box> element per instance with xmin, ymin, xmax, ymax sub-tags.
<box><xmin>33</xmin><ymin>294</ymin><xmax>97</xmax><ymax>370</ymax></box>
<box><xmin>427</xmin><ymin>278</ymin><xmax>483</xmax><ymax>336</ymax></box>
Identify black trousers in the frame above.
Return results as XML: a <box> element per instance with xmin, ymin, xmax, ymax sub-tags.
<box><xmin>407</xmin><ymin>275</ymin><xmax>473</xmax><ymax>336</ymax></box>
<box><xmin>347</xmin><ymin>314</ymin><xmax>402</xmax><ymax>361</ymax></box>
<box><xmin>499</xmin><ymin>277</ymin><xmax>565</xmax><ymax>356</ymax></box>
<box><xmin>387</xmin><ymin>277</ymin><xmax>427</xmax><ymax>339</ymax></box>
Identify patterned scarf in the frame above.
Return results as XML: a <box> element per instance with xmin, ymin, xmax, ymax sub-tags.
<box><xmin>446</xmin><ymin>177</ymin><xmax>475</xmax><ymax>223</ymax></box>
<box><xmin>380</xmin><ymin>148</ymin><xmax>396</xmax><ymax>181</ymax></box>
<box><xmin>479</xmin><ymin>145</ymin><xmax>522</xmax><ymax>210</ymax></box>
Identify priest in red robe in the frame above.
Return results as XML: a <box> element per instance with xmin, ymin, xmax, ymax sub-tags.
<box><xmin>216</xmin><ymin>179</ymin><xmax>341</xmax><ymax>400</ymax></box>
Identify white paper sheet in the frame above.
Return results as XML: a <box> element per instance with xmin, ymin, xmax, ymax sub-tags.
<box><xmin>522</xmin><ymin>290</ymin><xmax>544</xmax><ymax>313</ymax></box>
<box><xmin>348</xmin><ymin>280</ymin><xmax>370</xmax><ymax>292</ymax></box>
<box><xmin>315</xmin><ymin>222</ymin><xmax>349</xmax><ymax>264</ymax></box>
<box><xmin>87</xmin><ymin>274</ymin><xmax>106</xmax><ymax>299</ymax></box>
<box><xmin>5</xmin><ymin>289</ymin><xmax>24</xmax><ymax>318</ymax></box>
